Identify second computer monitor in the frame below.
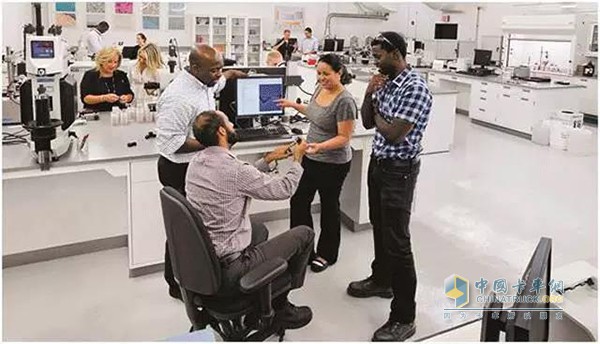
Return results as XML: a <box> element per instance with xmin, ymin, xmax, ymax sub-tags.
<box><xmin>473</xmin><ymin>49</ymin><xmax>492</xmax><ymax>68</ymax></box>
<box><xmin>236</xmin><ymin>76</ymin><xmax>285</xmax><ymax>118</ymax></box>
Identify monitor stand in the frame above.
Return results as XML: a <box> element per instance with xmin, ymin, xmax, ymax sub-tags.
<box><xmin>236</xmin><ymin>117</ymin><xmax>254</xmax><ymax>129</ymax></box>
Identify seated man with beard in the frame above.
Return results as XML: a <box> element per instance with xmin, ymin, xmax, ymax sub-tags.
<box><xmin>185</xmin><ymin>110</ymin><xmax>314</xmax><ymax>330</ymax></box>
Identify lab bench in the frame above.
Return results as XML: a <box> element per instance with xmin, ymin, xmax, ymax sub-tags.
<box><xmin>424</xmin><ymin>70</ymin><xmax>586</xmax><ymax>137</ymax></box>
<box><xmin>3</xmin><ymin>83</ymin><xmax>458</xmax><ymax>277</ymax></box>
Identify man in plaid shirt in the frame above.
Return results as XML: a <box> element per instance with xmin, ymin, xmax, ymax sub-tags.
<box><xmin>347</xmin><ymin>31</ymin><xmax>432</xmax><ymax>342</ymax></box>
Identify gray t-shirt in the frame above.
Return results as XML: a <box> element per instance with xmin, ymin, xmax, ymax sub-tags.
<box><xmin>305</xmin><ymin>88</ymin><xmax>357</xmax><ymax>164</ymax></box>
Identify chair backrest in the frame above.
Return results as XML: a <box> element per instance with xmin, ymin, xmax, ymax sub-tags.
<box><xmin>159</xmin><ymin>187</ymin><xmax>221</xmax><ymax>295</ymax></box>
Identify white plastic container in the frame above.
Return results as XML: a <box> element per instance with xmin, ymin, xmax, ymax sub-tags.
<box><xmin>549</xmin><ymin>121</ymin><xmax>569</xmax><ymax>150</ymax></box>
<box><xmin>531</xmin><ymin>120</ymin><xmax>551</xmax><ymax>146</ymax></box>
<box><xmin>119</xmin><ymin>108</ymin><xmax>129</xmax><ymax>125</ymax></box>
<box><xmin>110</xmin><ymin>108</ymin><xmax>120</xmax><ymax>126</ymax></box>
<box><xmin>127</xmin><ymin>107</ymin><xmax>136</xmax><ymax>123</ymax></box>
<box><xmin>555</xmin><ymin>110</ymin><xmax>584</xmax><ymax>129</ymax></box>
<box><xmin>135</xmin><ymin>104</ymin><xmax>145</xmax><ymax>123</ymax></box>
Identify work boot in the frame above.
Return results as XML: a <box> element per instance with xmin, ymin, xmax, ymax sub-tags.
<box><xmin>372</xmin><ymin>321</ymin><xmax>416</xmax><ymax>342</ymax></box>
<box><xmin>347</xmin><ymin>276</ymin><xmax>393</xmax><ymax>299</ymax></box>
<box><xmin>274</xmin><ymin>301</ymin><xmax>313</xmax><ymax>329</ymax></box>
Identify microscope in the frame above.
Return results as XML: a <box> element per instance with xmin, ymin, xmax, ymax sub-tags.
<box><xmin>19</xmin><ymin>34</ymin><xmax>78</xmax><ymax>170</ymax></box>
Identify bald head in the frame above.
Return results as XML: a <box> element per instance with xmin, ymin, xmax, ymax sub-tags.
<box><xmin>188</xmin><ymin>44</ymin><xmax>224</xmax><ymax>86</ymax></box>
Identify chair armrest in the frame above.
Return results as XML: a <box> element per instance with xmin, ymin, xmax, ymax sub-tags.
<box><xmin>239</xmin><ymin>257</ymin><xmax>288</xmax><ymax>293</ymax></box>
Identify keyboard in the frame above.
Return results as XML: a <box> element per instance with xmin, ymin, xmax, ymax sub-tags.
<box><xmin>456</xmin><ymin>69</ymin><xmax>494</xmax><ymax>77</ymax></box>
<box><xmin>236</xmin><ymin>125</ymin><xmax>291</xmax><ymax>142</ymax></box>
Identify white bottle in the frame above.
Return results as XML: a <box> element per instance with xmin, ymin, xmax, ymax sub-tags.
<box><xmin>119</xmin><ymin>108</ymin><xmax>128</xmax><ymax>125</ymax></box>
<box><xmin>110</xmin><ymin>107</ymin><xmax>120</xmax><ymax>126</ymax></box>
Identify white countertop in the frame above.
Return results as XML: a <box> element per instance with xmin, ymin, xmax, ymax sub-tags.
<box><xmin>424</xmin><ymin>69</ymin><xmax>586</xmax><ymax>90</ymax></box>
<box><xmin>2</xmin><ymin>112</ymin><xmax>376</xmax><ymax>173</ymax></box>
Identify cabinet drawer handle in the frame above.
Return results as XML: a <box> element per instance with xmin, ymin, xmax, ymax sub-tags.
<box><xmin>503</xmin><ymin>94</ymin><xmax>510</xmax><ymax>98</ymax></box>
<box><xmin>480</xmin><ymin>90</ymin><xmax>487</xmax><ymax>93</ymax></box>
<box><xmin>523</xmin><ymin>89</ymin><xmax>530</xmax><ymax>93</ymax></box>
<box><xmin>451</xmin><ymin>76</ymin><xmax>457</xmax><ymax>80</ymax></box>
<box><xmin>430</xmin><ymin>73</ymin><xmax>436</xmax><ymax>76</ymax></box>
<box><xmin>480</xmin><ymin>97</ymin><xmax>487</xmax><ymax>101</ymax></box>
<box><xmin>503</xmin><ymin>86</ymin><xmax>511</xmax><ymax>89</ymax></box>
<box><xmin>479</xmin><ymin>108</ymin><xmax>486</xmax><ymax>112</ymax></box>
<box><xmin>481</xmin><ymin>82</ymin><xmax>488</xmax><ymax>85</ymax></box>
<box><xmin>580</xmin><ymin>79</ymin><xmax>588</xmax><ymax>82</ymax></box>
<box><xmin>521</xmin><ymin>97</ymin><xmax>529</xmax><ymax>101</ymax></box>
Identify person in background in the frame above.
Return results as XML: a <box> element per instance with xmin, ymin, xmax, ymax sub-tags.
<box><xmin>265</xmin><ymin>50</ymin><xmax>286</xmax><ymax>67</ymax></box>
<box><xmin>136</xmin><ymin>32</ymin><xmax>147</xmax><ymax>48</ymax></box>
<box><xmin>130</xmin><ymin>43</ymin><xmax>164</xmax><ymax>104</ymax></box>
<box><xmin>347</xmin><ymin>31</ymin><xmax>432</xmax><ymax>342</ymax></box>
<box><xmin>275</xmin><ymin>54</ymin><xmax>357</xmax><ymax>273</ymax></box>
<box><xmin>299</xmin><ymin>27</ymin><xmax>319</xmax><ymax>55</ymax></box>
<box><xmin>274</xmin><ymin>29</ymin><xmax>297</xmax><ymax>62</ymax></box>
<box><xmin>185</xmin><ymin>110</ymin><xmax>314</xmax><ymax>330</ymax></box>
<box><xmin>80</xmin><ymin>47</ymin><xmax>134</xmax><ymax>112</ymax></box>
<box><xmin>84</xmin><ymin>21</ymin><xmax>110</xmax><ymax>59</ymax></box>
<box><xmin>125</xmin><ymin>32</ymin><xmax>148</xmax><ymax>60</ymax></box>
<box><xmin>155</xmin><ymin>44</ymin><xmax>246</xmax><ymax>300</ymax></box>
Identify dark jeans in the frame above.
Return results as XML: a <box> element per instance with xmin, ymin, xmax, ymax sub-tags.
<box><xmin>157</xmin><ymin>156</ymin><xmax>189</xmax><ymax>290</ymax></box>
<box><xmin>368</xmin><ymin>157</ymin><xmax>421</xmax><ymax>324</ymax></box>
<box><xmin>290</xmin><ymin>157</ymin><xmax>351</xmax><ymax>264</ymax></box>
<box><xmin>221</xmin><ymin>225</ymin><xmax>315</xmax><ymax>307</ymax></box>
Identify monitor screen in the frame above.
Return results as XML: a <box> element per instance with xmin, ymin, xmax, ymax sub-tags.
<box><xmin>473</xmin><ymin>49</ymin><xmax>492</xmax><ymax>67</ymax></box>
<box><xmin>323</xmin><ymin>39</ymin><xmax>336</xmax><ymax>52</ymax></box>
<box><xmin>434</xmin><ymin>23</ymin><xmax>458</xmax><ymax>40</ymax></box>
<box><xmin>122</xmin><ymin>46</ymin><xmax>140</xmax><ymax>60</ymax></box>
<box><xmin>31</xmin><ymin>40</ymin><xmax>55</xmax><ymax>59</ymax></box>
<box><xmin>335</xmin><ymin>38</ymin><xmax>345</xmax><ymax>52</ymax></box>
<box><xmin>236</xmin><ymin>76</ymin><xmax>285</xmax><ymax>117</ymax></box>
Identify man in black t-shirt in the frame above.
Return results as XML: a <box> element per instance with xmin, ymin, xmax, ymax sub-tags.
<box><xmin>274</xmin><ymin>29</ymin><xmax>297</xmax><ymax>61</ymax></box>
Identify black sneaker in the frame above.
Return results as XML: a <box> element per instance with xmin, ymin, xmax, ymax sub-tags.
<box><xmin>372</xmin><ymin>321</ymin><xmax>416</xmax><ymax>342</ymax></box>
<box><xmin>347</xmin><ymin>276</ymin><xmax>393</xmax><ymax>299</ymax></box>
<box><xmin>274</xmin><ymin>302</ymin><xmax>313</xmax><ymax>329</ymax></box>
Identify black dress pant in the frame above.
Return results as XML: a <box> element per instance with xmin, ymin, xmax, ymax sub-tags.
<box><xmin>157</xmin><ymin>156</ymin><xmax>189</xmax><ymax>290</ymax></box>
<box><xmin>368</xmin><ymin>157</ymin><xmax>420</xmax><ymax>324</ymax></box>
<box><xmin>290</xmin><ymin>157</ymin><xmax>351</xmax><ymax>264</ymax></box>
<box><xmin>221</xmin><ymin>225</ymin><xmax>315</xmax><ymax>308</ymax></box>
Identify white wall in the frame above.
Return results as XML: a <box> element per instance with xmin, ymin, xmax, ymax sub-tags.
<box><xmin>2</xmin><ymin>2</ymin><xmax>457</xmax><ymax>50</ymax></box>
<box><xmin>3</xmin><ymin>2</ymin><xmax>595</xmax><ymax>65</ymax></box>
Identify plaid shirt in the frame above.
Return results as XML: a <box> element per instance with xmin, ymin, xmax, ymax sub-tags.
<box><xmin>156</xmin><ymin>69</ymin><xmax>226</xmax><ymax>164</ymax></box>
<box><xmin>372</xmin><ymin>68</ymin><xmax>432</xmax><ymax>160</ymax></box>
<box><xmin>185</xmin><ymin>147</ymin><xmax>303</xmax><ymax>258</ymax></box>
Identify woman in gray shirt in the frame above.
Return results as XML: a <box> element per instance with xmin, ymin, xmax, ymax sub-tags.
<box><xmin>276</xmin><ymin>54</ymin><xmax>357</xmax><ymax>273</ymax></box>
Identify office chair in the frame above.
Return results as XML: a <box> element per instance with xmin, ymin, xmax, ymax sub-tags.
<box><xmin>159</xmin><ymin>187</ymin><xmax>291</xmax><ymax>341</ymax></box>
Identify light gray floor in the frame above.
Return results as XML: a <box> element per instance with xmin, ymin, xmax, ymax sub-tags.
<box><xmin>3</xmin><ymin>115</ymin><xmax>598</xmax><ymax>341</ymax></box>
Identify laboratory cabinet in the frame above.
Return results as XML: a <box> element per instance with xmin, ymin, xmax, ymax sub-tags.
<box><xmin>192</xmin><ymin>15</ymin><xmax>262</xmax><ymax>66</ymax></box>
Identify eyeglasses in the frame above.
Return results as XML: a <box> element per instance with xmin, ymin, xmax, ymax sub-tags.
<box><xmin>374</xmin><ymin>34</ymin><xmax>399</xmax><ymax>51</ymax></box>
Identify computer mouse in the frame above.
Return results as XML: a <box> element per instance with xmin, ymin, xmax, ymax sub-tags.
<box><xmin>291</xmin><ymin>128</ymin><xmax>303</xmax><ymax>135</ymax></box>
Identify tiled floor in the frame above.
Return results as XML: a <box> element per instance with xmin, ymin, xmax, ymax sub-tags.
<box><xmin>3</xmin><ymin>115</ymin><xmax>597</xmax><ymax>341</ymax></box>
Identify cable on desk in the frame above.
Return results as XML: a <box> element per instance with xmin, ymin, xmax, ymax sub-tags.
<box><xmin>3</xmin><ymin>131</ymin><xmax>28</xmax><ymax>145</ymax></box>
<box><xmin>297</xmin><ymin>85</ymin><xmax>313</xmax><ymax>97</ymax></box>
<box><xmin>556</xmin><ymin>277</ymin><xmax>597</xmax><ymax>295</ymax></box>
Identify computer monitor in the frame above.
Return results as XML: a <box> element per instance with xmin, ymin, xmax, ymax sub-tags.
<box><xmin>335</xmin><ymin>38</ymin><xmax>345</xmax><ymax>52</ymax></box>
<box><xmin>480</xmin><ymin>237</ymin><xmax>552</xmax><ymax>342</ymax></box>
<box><xmin>323</xmin><ymin>39</ymin><xmax>336</xmax><ymax>52</ymax></box>
<box><xmin>414</xmin><ymin>41</ymin><xmax>425</xmax><ymax>52</ymax></box>
<box><xmin>434</xmin><ymin>23</ymin><xmax>458</xmax><ymax>40</ymax></box>
<box><xmin>473</xmin><ymin>49</ymin><xmax>492</xmax><ymax>68</ymax></box>
<box><xmin>122</xmin><ymin>46</ymin><xmax>140</xmax><ymax>60</ymax></box>
<box><xmin>219</xmin><ymin>67</ymin><xmax>288</xmax><ymax>126</ymax></box>
<box><xmin>236</xmin><ymin>76</ymin><xmax>285</xmax><ymax>118</ymax></box>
